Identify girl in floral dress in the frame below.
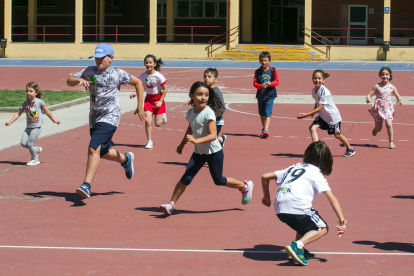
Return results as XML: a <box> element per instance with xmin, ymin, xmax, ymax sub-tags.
<box><xmin>366</xmin><ymin>67</ymin><xmax>402</xmax><ymax>149</ymax></box>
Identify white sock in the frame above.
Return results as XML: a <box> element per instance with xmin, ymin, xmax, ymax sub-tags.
<box><xmin>169</xmin><ymin>201</ymin><xmax>175</xmax><ymax>207</ymax></box>
<box><xmin>296</xmin><ymin>240</ymin><xmax>304</xmax><ymax>249</ymax></box>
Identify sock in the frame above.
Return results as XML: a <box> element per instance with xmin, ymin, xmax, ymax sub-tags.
<box><xmin>263</xmin><ymin>129</ymin><xmax>268</xmax><ymax>132</ymax></box>
<box><xmin>349</xmin><ymin>147</ymin><xmax>354</xmax><ymax>150</ymax></box>
<box><xmin>169</xmin><ymin>201</ymin><xmax>175</xmax><ymax>207</ymax></box>
<box><xmin>82</xmin><ymin>181</ymin><xmax>91</xmax><ymax>188</ymax></box>
<box><xmin>121</xmin><ymin>154</ymin><xmax>129</xmax><ymax>165</ymax></box>
<box><xmin>296</xmin><ymin>240</ymin><xmax>304</xmax><ymax>249</ymax></box>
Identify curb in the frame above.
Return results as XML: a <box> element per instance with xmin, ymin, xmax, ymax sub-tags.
<box><xmin>0</xmin><ymin>96</ymin><xmax>90</xmax><ymax>112</ymax></box>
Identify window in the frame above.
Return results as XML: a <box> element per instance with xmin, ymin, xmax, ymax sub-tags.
<box><xmin>12</xmin><ymin>0</ymin><xmax>28</xmax><ymax>8</ymax></box>
<box><xmin>38</xmin><ymin>0</ymin><xmax>58</xmax><ymax>8</ymax></box>
<box><xmin>110</xmin><ymin>0</ymin><xmax>119</xmax><ymax>8</ymax></box>
<box><xmin>177</xmin><ymin>0</ymin><xmax>226</xmax><ymax>18</ymax></box>
<box><xmin>158</xmin><ymin>0</ymin><xmax>167</xmax><ymax>18</ymax></box>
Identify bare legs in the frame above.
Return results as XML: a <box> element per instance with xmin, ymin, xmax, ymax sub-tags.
<box><xmin>309</xmin><ymin>124</ymin><xmax>351</xmax><ymax>150</ymax></box>
<box><xmin>145</xmin><ymin>111</ymin><xmax>164</xmax><ymax>141</ymax></box>
<box><xmin>84</xmin><ymin>146</ymin><xmax>125</xmax><ymax>184</ymax></box>
<box><xmin>261</xmin><ymin>116</ymin><xmax>271</xmax><ymax>130</ymax></box>
<box><xmin>295</xmin><ymin>228</ymin><xmax>328</xmax><ymax>246</ymax></box>
<box><xmin>169</xmin><ymin>178</ymin><xmax>246</xmax><ymax>204</ymax></box>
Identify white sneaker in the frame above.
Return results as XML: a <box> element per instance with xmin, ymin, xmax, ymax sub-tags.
<box><xmin>26</xmin><ymin>159</ymin><xmax>40</xmax><ymax>166</ymax></box>
<box><xmin>35</xmin><ymin>146</ymin><xmax>42</xmax><ymax>159</ymax></box>
<box><xmin>162</xmin><ymin>113</ymin><xmax>167</xmax><ymax>125</ymax></box>
<box><xmin>241</xmin><ymin>180</ymin><xmax>253</xmax><ymax>205</ymax></box>
<box><xmin>145</xmin><ymin>140</ymin><xmax>153</xmax><ymax>149</ymax></box>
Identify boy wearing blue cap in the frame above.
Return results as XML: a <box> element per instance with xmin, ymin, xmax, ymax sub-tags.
<box><xmin>67</xmin><ymin>43</ymin><xmax>147</xmax><ymax>199</ymax></box>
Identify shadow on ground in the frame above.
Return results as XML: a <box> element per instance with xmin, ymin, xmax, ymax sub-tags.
<box><xmin>0</xmin><ymin>161</ymin><xmax>27</xmax><ymax>166</ymax></box>
<box><xmin>353</xmin><ymin>241</ymin><xmax>414</xmax><ymax>253</ymax></box>
<box><xmin>135</xmin><ymin>206</ymin><xmax>244</xmax><ymax>218</ymax></box>
<box><xmin>392</xmin><ymin>195</ymin><xmax>414</xmax><ymax>200</ymax></box>
<box><xmin>223</xmin><ymin>133</ymin><xmax>260</xmax><ymax>138</ymax></box>
<box><xmin>23</xmin><ymin>191</ymin><xmax>124</xmax><ymax>207</ymax></box>
<box><xmin>339</xmin><ymin>143</ymin><xmax>386</xmax><ymax>148</ymax></box>
<box><xmin>271</xmin><ymin>153</ymin><xmax>304</xmax><ymax>158</ymax></box>
<box><xmin>225</xmin><ymin>244</ymin><xmax>327</xmax><ymax>265</ymax></box>
<box><xmin>113</xmin><ymin>143</ymin><xmax>145</xmax><ymax>148</ymax></box>
<box><xmin>158</xmin><ymin>161</ymin><xmax>188</xmax><ymax>167</ymax></box>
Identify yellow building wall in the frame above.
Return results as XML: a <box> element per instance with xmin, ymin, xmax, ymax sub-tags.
<box><xmin>312</xmin><ymin>46</ymin><xmax>414</xmax><ymax>61</ymax></box>
<box><xmin>4</xmin><ymin>43</ymin><xmax>215</xmax><ymax>59</ymax></box>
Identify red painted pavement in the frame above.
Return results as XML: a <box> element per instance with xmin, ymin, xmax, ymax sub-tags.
<box><xmin>1</xmin><ymin>102</ymin><xmax>413</xmax><ymax>275</ymax></box>
<box><xmin>0</xmin><ymin>66</ymin><xmax>413</xmax><ymax>96</ymax></box>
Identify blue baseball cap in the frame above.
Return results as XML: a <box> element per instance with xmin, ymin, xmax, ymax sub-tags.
<box><xmin>89</xmin><ymin>43</ymin><xmax>114</xmax><ymax>58</ymax></box>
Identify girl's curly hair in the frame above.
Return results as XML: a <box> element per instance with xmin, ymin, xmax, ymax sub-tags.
<box><xmin>188</xmin><ymin>81</ymin><xmax>223</xmax><ymax>117</ymax></box>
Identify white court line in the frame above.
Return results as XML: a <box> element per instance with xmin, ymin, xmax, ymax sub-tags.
<box><xmin>0</xmin><ymin>245</ymin><xmax>412</xmax><ymax>256</ymax></box>
<box><xmin>225</xmin><ymin>104</ymin><xmax>414</xmax><ymax>126</ymax></box>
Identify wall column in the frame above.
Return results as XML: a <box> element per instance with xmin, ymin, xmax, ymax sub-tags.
<box><xmin>166</xmin><ymin>0</ymin><xmax>175</xmax><ymax>42</ymax></box>
<box><xmin>75</xmin><ymin>0</ymin><xmax>83</xmax><ymax>44</ymax></box>
<box><xmin>227</xmin><ymin>0</ymin><xmax>240</xmax><ymax>48</ymax></box>
<box><xmin>149</xmin><ymin>0</ymin><xmax>157</xmax><ymax>45</ymax></box>
<box><xmin>28</xmin><ymin>0</ymin><xmax>38</xmax><ymax>41</ymax></box>
<box><xmin>383</xmin><ymin>0</ymin><xmax>391</xmax><ymax>42</ymax></box>
<box><xmin>304</xmin><ymin>0</ymin><xmax>312</xmax><ymax>46</ymax></box>
<box><xmin>96</xmin><ymin>0</ymin><xmax>105</xmax><ymax>41</ymax></box>
<box><xmin>4</xmin><ymin>0</ymin><xmax>12</xmax><ymax>44</ymax></box>
<box><xmin>241</xmin><ymin>0</ymin><xmax>252</xmax><ymax>42</ymax></box>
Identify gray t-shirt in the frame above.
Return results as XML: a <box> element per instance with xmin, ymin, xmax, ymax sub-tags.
<box><xmin>73</xmin><ymin>66</ymin><xmax>133</xmax><ymax>128</ymax></box>
<box><xmin>212</xmin><ymin>86</ymin><xmax>225</xmax><ymax>126</ymax></box>
<box><xmin>186</xmin><ymin>106</ymin><xmax>222</xmax><ymax>155</ymax></box>
<box><xmin>20</xmin><ymin>98</ymin><xmax>45</xmax><ymax>128</ymax></box>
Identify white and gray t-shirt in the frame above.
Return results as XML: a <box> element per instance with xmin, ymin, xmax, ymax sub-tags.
<box><xmin>273</xmin><ymin>163</ymin><xmax>331</xmax><ymax>215</ymax></box>
<box><xmin>20</xmin><ymin>98</ymin><xmax>45</xmax><ymax>128</ymax></box>
<box><xmin>73</xmin><ymin>66</ymin><xmax>132</xmax><ymax>128</ymax></box>
<box><xmin>312</xmin><ymin>85</ymin><xmax>342</xmax><ymax>125</ymax></box>
<box><xmin>186</xmin><ymin>106</ymin><xmax>222</xmax><ymax>155</ymax></box>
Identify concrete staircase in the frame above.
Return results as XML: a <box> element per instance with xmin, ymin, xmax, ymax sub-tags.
<box><xmin>208</xmin><ymin>44</ymin><xmax>326</xmax><ymax>61</ymax></box>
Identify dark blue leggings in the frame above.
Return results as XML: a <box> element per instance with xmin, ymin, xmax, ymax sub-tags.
<box><xmin>180</xmin><ymin>150</ymin><xmax>227</xmax><ymax>186</ymax></box>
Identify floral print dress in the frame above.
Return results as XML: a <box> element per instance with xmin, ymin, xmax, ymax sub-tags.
<box><xmin>368</xmin><ymin>83</ymin><xmax>395</xmax><ymax>120</ymax></box>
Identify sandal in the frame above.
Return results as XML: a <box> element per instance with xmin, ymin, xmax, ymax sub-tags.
<box><xmin>389</xmin><ymin>142</ymin><xmax>396</xmax><ymax>149</ymax></box>
<box><xmin>372</xmin><ymin>128</ymin><xmax>377</xmax><ymax>136</ymax></box>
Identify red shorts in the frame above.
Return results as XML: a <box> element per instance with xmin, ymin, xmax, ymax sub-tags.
<box><xmin>144</xmin><ymin>93</ymin><xmax>166</xmax><ymax>114</ymax></box>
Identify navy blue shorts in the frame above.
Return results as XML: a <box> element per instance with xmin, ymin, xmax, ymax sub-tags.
<box><xmin>258</xmin><ymin>97</ymin><xmax>275</xmax><ymax>117</ymax></box>
<box><xmin>180</xmin><ymin>150</ymin><xmax>227</xmax><ymax>186</ymax></box>
<box><xmin>89</xmin><ymin>122</ymin><xmax>117</xmax><ymax>157</ymax></box>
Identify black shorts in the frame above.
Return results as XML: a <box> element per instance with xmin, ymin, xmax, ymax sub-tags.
<box><xmin>89</xmin><ymin>122</ymin><xmax>117</xmax><ymax>157</ymax></box>
<box><xmin>312</xmin><ymin>116</ymin><xmax>341</xmax><ymax>135</ymax></box>
<box><xmin>277</xmin><ymin>208</ymin><xmax>328</xmax><ymax>236</ymax></box>
<box><xmin>216</xmin><ymin>124</ymin><xmax>222</xmax><ymax>135</ymax></box>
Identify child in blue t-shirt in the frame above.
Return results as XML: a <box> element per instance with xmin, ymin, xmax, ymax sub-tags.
<box><xmin>253</xmin><ymin>51</ymin><xmax>279</xmax><ymax>138</ymax></box>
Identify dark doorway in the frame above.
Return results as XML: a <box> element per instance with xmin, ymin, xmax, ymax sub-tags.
<box><xmin>282</xmin><ymin>8</ymin><xmax>298</xmax><ymax>43</ymax></box>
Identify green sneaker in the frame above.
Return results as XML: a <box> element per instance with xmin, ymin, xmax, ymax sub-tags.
<box><xmin>285</xmin><ymin>241</ymin><xmax>308</xmax><ymax>266</ymax></box>
<box><xmin>288</xmin><ymin>248</ymin><xmax>315</xmax><ymax>261</ymax></box>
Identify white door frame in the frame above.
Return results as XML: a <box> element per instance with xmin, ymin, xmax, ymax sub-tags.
<box><xmin>348</xmin><ymin>5</ymin><xmax>368</xmax><ymax>45</ymax></box>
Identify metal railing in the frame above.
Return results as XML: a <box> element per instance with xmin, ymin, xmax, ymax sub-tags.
<box><xmin>83</xmin><ymin>25</ymin><xmax>146</xmax><ymax>43</ymax></box>
<box><xmin>311</xmin><ymin>27</ymin><xmax>378</xmax><ymax>46</ymax></box>
<box><xmin>207</xmin><ymin>26</ymin><xmax>240</xmax><ymax>57</ymax></box>
<box><xmin>157</xmin><ymin>25</ymin><xmax>223</xmax><ymax>44</ymax></box>
<box><xmin>12</xmin><ymin>25</ymin><xmax>72</xmax><ymax>42</ymax></box>
<box><xmin>302</xmin><ymin>26</ymin><xmax>332</xmax><ymax>60</ymax></box>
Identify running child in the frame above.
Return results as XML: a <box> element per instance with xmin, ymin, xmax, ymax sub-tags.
<box><xmin>131</xmin><ymin>54</ymin><xmax>168</xmax><ymax>149</ymax></box>
<box><xmin>297</xmin><ymin>69</ymin><xmax>355</xmax><ymax>157</ymax></box>
<box><xmin>253</xmin><ymin>51</ymin><xmax>279</xmax><ymax>138</ymax></box>
<box><xmin>159</xmin><ymin>81</ymin><xmax>253</xmax><ymax>216</ymax></box>
<box><xmin>185</xmin><ymin>68</ymin><xmax>227</xmax><ymax>147</ymax></box>
<box><xmin>261</xmin><ymin>141</ymin><xmax>347</xmax><ymax>266</ymax></box>
<box><xmin>67</xmin><ymin>43</ymin><xmax>146</xmax><ymax>199</ymax></box>
<box><xmin>366</xmin><ymin>66</ymin><xmax>402</xmax><ymax>149</ymax></box>
<box><xmin>5</xmin><ymin>82</ymin><xmax>60</xmax><ymax>166</ymax></box>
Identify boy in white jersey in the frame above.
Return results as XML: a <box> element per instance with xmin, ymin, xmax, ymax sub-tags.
<box><xmin>297</xmin><ymin>69</ymin><xmax>355</xmax><ymax>157</ymax></box>
<box><xmin>261</xmin><ymin>141</ymin><xmax>347</xmax><ymax>266</ymax></box>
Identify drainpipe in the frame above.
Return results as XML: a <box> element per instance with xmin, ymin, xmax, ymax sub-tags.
<box><xmin>227</xmin><ymin>0</ymin><xmax>230</xmax><ymax>50</ymax></box>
